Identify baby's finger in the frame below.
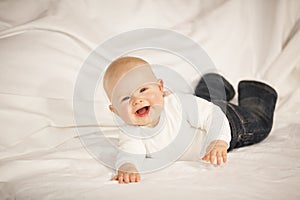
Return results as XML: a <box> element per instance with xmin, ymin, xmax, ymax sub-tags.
<box><xmin>136</xmin><ymin>174</ymin><xmax>141</xmax><ymax>182</ymax></box>
<box><xmin>123</xmin><ymin>173</ymin><xmax>130</xmax><ymax>183</ymax></box>
<box><xmin>222</xmin><ymin>151</ymin><xmax>227</xmax><ymax>163</ymax></box>
<box><xmin>210</xmin><ymin>155</ymin><xmax>215</xmax><ymax>165</ymax></box>
<box><xmin>216</xmin><ymin>151</ymin><xmax>222</xmax><ymax>166</ymax></box>
<box><xmin>118</xmin><ymin>175</ymin><xmax>124</xmax><ymax>184</ymax></box>
<box><xmin>210</xmin><ymin>151</ymin><xmax>216</xmax><ymax>164</ymax></box>
<box><xmin>129</xmin><ymin>173</ymin><xmax>136</xmax><ymax>182</ymax></box>
<box><xmin>202</xmin><ymin>154</ymin><xmax>210</xmax><ymax>162</ymax></box>
<box><xmin>111</xmin><ymin>175</ymin><xmax>118</xmax><ymax>181</ymax></box>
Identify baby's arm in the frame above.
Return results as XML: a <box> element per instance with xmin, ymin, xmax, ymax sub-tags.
<box><xmin>112</xmin><ymin>163</ymin><xmax>140</xmax><ymax>184</ymax></box>
<box><xmin>113</xmin><ymin>132</ymin><xmax>145</xmax><ymax>184</ymax></box>
<box><xmin>180</xmin><ymin>94</ymin><xmax>231</xmax><ymax>166</ymax></box>
<box><xmin>202</xmin><ymin>140</ymin><xmax>228</xmax><ymax>166</ymax></box>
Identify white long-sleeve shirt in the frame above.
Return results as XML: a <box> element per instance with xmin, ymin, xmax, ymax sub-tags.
<box><xmin>115</xmin><ymin>93</ymin><xmax>231</xmax><ymax>173</ymax></box>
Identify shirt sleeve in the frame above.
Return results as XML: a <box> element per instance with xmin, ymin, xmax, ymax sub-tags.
<box><xmin>115</xmin><ymin>132</ymin><xmax>146</xmax><ymax>173</ymax></box>
<box><xmin>177</xmin><ymin>93</ymin><xmax>231</xmax><ymax>154</ymax></box>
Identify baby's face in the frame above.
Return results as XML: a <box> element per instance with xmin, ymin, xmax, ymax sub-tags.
<box><xmin>108</xmin><ymin>65</ymin><xmax>164</xmax><ymax>127</ymax></box>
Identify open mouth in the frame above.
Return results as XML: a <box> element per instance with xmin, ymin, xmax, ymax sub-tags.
<box><xmin>135</xmin><ymin>106</ymin><xmax>150</xmax><ymax>117</ymax></box>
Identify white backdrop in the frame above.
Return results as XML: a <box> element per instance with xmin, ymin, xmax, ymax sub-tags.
<box><xmin>0</xmin><ymin>0</ymin><xmax>300</xmax><ymax>199</ymax></box>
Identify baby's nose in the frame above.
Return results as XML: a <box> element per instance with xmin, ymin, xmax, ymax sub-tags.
<box><xmin>132</xmin><ymin>98</ymin><xmax>144</xmax><ymax>106</ymax></box>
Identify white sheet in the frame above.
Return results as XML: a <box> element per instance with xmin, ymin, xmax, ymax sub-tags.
<box><xmin>1</xmin><ymin>0</ymin><xmax>300</xmax><ymax>199</ymax></box>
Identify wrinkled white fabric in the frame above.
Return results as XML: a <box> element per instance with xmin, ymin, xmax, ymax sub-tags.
<box><xmin>0</xmin><ymin>0</ymin><xmax>300</xmax><ymax>199</ymax></box>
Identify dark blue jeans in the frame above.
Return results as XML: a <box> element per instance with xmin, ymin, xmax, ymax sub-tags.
<box><xmin>194</xmin><ymin>73</ymin><xmax>278</xmax><ymax>151</ymax></box>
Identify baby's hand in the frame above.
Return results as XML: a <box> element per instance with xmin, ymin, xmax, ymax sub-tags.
<box><xmin>202</xmin><ymin>140</ymin><xmax>228</xmax><ymax>166</ymax></box>
<box><xmin>112</xmin><ymin>163</ymin><xmax>140</xmax><ymax>184</ymax></box>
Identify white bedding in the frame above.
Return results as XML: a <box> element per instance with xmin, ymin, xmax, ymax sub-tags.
<box><xmin>1</xmin><ymin>0</ymin><xmax>300</xmax><ymax>199</ymax></box>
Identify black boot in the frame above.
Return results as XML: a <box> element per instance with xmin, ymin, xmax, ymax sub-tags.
<box><xmin>231</xmin><ymin>80</ymin><xmax>278</xmax><ymax>149</ymax></box>
<box><xmin>195</xmin><ymin>73</ymin><xmax>235</xmax><ymax>102</ymax></box>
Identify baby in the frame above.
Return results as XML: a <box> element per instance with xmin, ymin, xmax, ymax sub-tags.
<box><xmin>103</xmin><ymin>56</ymin><xmax>277</xmax><ymax>184</ymax></box>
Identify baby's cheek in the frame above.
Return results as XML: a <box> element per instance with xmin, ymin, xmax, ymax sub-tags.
<box><xmin>118</xmin><ymin>104</ymin><xmax>134</xmax><ymax>123</ymax></box>
<box><xmin>146</xmin><ymin>93</ymin><xmax>164</xmax><ymax>105</ymax></box>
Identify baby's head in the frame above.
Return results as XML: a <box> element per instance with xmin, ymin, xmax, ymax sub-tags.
<box><xmin>103</xmin><ymin>56</ymin><xmax>164</xmax><ymax>127</ymax></box>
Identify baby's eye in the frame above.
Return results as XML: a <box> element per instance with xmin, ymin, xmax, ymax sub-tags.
<box><xmin>121</xmin><ymin>96</ymin><xmax>130</xmax><ymax>102</ymax></box>
<box><xmin>139</xmin><ymin>88</ymin><xmax>147</xmax><ymax>93</ymax></box>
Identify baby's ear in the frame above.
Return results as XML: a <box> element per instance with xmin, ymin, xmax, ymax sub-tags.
<box><xmin>109</xmin><ymin>105</ymin><xmax>118</xmax><ymax>114</ymax></box>
<box><xmin>157</xmin><ymin>79</ymin><xmax>164</xmax><ymax>92</ymax></box>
